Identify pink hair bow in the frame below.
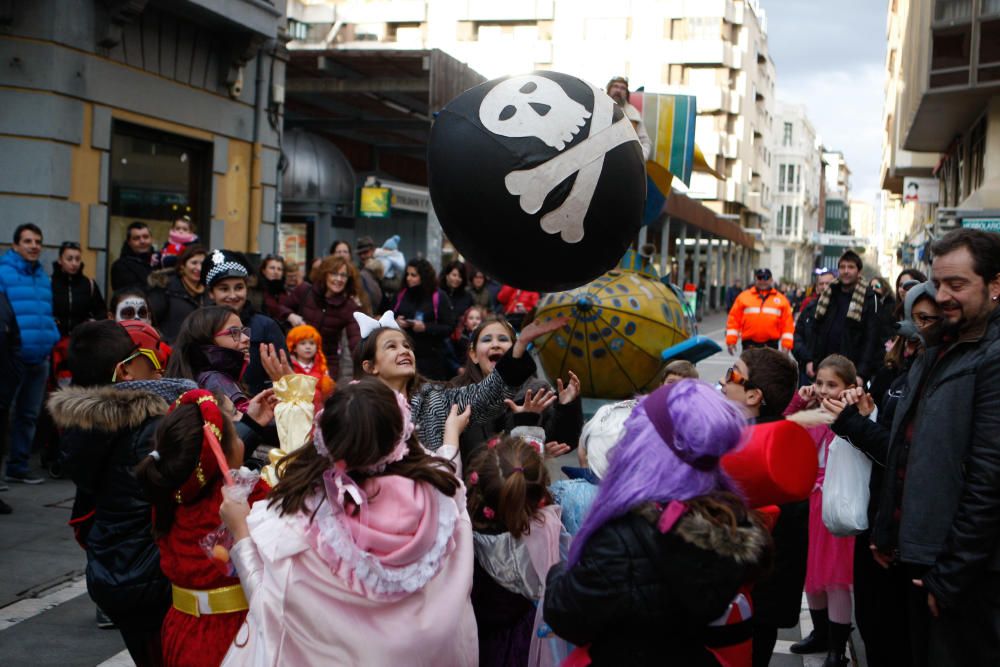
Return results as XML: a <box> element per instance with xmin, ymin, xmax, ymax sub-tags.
<box><xmin>323</xmin><ymin>460</ymin><xmax>370</xmax><ymax>549</ymax></box>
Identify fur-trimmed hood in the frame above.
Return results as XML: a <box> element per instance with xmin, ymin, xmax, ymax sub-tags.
<box><xmin>48</xmin><ymin>378</ymin><xmax>197</xmax><ymax>432</ymax></box>
<box><xmin>673</xmin><ymin>507</ymin><xmax>769</xmax><ymax>565</ymax></box>
<box><xmin>634</xmin><ymin>497</ymin><xmax>770</xmax><ymax>565</ymax></box>
<box><xmin>147</xmin><ymin>267</ymin><xmax>176</xmax><ymax>289</ymax></box>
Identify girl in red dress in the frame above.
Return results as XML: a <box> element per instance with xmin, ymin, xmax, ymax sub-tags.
<box><xmin>286</xmin><ymin>324</ymin><xmax>335</xmax><ymax>408</ymax></box>
<box><xmin>137</xmin><ymin>389</ymin><xmax>269</xmax><ymax>667</ymax></box>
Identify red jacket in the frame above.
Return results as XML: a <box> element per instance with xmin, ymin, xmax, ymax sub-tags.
<box><xmin>497</xmin><ymin>285</ymin><xmax>540</xmax><ymax>315</ymax></box>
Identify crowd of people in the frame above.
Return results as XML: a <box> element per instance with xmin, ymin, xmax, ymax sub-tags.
<box><xmin>0</xmin><ymin>219</ymin><xmax>998</xmax><ymax>667</ymax></box>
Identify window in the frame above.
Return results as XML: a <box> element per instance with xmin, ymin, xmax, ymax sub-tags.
<box><xmin>778</xmin><ymin>164</ymin><xmax>787</xmax><ymax>193</ymax></box>
<box><xmin>795</xmin><ymin>165</ymin><xmax>802</xmax><ymax>193</ymax></box>
<box><xmin>777</xmin><ymin>205</ymin><xmax>797</xmax><ymax>236</ymax></box>
<box><xmin>979</xmin><ymin>19</ymin><xmax>1000</xmax><ymax>82</ymax></box>
<box><xmin>783</xmin><ymin>122</ymin><xmax>792</xmax><ymax>146</ymax></box>
<box><xmin>970</xmin><ymin>115</ymin><xmax>986</xmax><ymax>192</ymax></box>
<box><xmin>935</xmin><ymin>0</ymin><xmax>972</xmax><ymax>22</ymax></box>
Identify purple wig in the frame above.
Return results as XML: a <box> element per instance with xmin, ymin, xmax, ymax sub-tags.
<box><xmin>567</xmin><ymin>379</ymin><xmax>748</xmax><ymax>566</ymax></box>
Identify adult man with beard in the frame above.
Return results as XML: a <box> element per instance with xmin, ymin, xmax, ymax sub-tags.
<box><xmin>809</xmin><ymin>250</ymin><xmax>881</xmax><ymax>383</ymax></box>
<box><xmin>606</xmin><ymin>76</ymin><xmax>651</xmax><ymax>160</ymax></box>
<box><xmin>871</xmin><ymin>228</ymin><xmax>1000</xmax><ymax>666</ymax></box>
<box><xmin>793</xmin><ymin>270</ymin><xmax>835</xmax><ymax>385</ymax></box>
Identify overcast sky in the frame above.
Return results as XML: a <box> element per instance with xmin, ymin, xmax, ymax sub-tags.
<box><xmin>762</xmin><ymin>0</ymin><xmax>888</xmax><ymax>203</ymax></box>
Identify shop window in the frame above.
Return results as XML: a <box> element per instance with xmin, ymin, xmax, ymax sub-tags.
<box><xmin>978</xmin><ymin>19</ymin><xmax>1000</xmax><ymax>82</ymax></box>
<box><xmin>277</xmin><ymin>216</ymin><xmax>314</xmax><ymax>280</ymax></box>
<box><xmin>109</xmin><ymin>121</ymin><xmax>211</xmax><ymax>282</ymax></box>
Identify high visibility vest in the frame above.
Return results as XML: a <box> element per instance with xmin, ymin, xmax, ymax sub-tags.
<box><xmin>725</xmin><ymin>288</ymin><xmax>795</xmax><ymax>350</ymax></box>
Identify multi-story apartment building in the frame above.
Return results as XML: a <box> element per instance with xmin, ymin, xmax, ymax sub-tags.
<box><xmin>0</xmin><ymin>0</ymin><xmax>287</xmax><ymax>290</ymax></box>
<box><xmin>819</xmin><ymin>150</ymin><xmax>854</xmax><ymax>271</ymax></box>
<box><xmin>889</xmin><ymin>0</ymin><xmax>1000</xmax><ymax>237</ymax></box>
<box><xmin>880</xmin><ymin>0</ymin><xmax>943</xmax><ymax>275</ymax></box>
<box><xmin>288</xmin><ymin>0</ymin><xmax>777</xmax><ymax>235</ymax></box>
<box><xmin>764</xmin><ymin>101</ymin><xmax>821</xmax><ymax>285</ymax></box>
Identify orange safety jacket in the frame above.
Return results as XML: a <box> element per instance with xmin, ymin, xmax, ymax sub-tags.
<box><xmin>725</xmin><ymin>287</ymin><xmax>795</xmax><ymax>350</ymax></box>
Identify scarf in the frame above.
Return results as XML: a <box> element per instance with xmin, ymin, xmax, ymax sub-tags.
<box><xmin>815</xmin><ymin>277</ymin><xmax>868</xmax><ymax>323</ymax></box>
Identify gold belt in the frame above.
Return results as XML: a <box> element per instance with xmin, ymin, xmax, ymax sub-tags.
<box><xmin>171</xmin><ymin>583</ymin><xmax>248</xmax><ymax>617</ymax></box>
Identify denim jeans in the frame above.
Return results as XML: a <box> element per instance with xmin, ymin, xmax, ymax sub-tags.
<box><xmin>6</xmin><ymin>360</ymin><xmax>49</xmax><ymax>476</ymax></box>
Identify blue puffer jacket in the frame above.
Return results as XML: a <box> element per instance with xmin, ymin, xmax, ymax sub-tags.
<box><xmin>0</xmin><ymin>250</ymin><xmax>60</xmax><ymax>364</ymax></box>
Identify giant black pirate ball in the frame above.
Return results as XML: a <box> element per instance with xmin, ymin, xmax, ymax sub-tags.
<box><xmin>428</xmin><ymin>71</ymin><xmax>646</xmax><ymax>292</ymax></box>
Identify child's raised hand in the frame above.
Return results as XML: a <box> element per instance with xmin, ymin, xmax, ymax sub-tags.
<box><xmin>444</xmin><ymin>403</ymin><xmax>472</xmax><ymax>443</ymax></box>
<box><xmin>821</xmin><ymin>396</ymin><xmax>847</xmax><ymax>418</ymax></box>
<box><xmin>857</xmin><ymin>392</ymin><xmax>876</xmax><ymax>417</ymax></box>
<box><xmin>505</xmin><ymin>387</ymin><xmax>557</xmax><ymax>414</ymax></box>
<box><xmin>261</xmin><ymin>343</ymin><xmax>295</xmax><ymax>382</ymax></box>
<box><xmin>544</xmin><ymin>441</ymin><xmax>571</xmax><ymax>458</ymax></box>
<box><xmin>798</xmin><ymin>384</ymin><xmax>816</xmax><ymax>404</ymax></box>
<box><xmin>219</xmin><ymin>495</ymin><xmax>251</xmax><ymax>542</ymax></box>
<box><xmin>557</xmin><ymin>371</ymin><xmax>581</xmax><ymax>405</ymax></box>
<box><xmin>247</xmin><ymin>388</ymin><xmax>277</xmax><ymax>425</ymax></box>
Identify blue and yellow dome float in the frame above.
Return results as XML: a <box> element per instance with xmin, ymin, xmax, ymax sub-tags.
<box><xmin>532</xmin><ymin>250</ymin><xmax>719</xmax><ymax>399</ymax></box>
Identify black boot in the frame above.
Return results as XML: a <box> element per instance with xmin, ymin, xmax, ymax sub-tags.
<box><xmin>790</xmin><ymin>607</ymin><xmax>829</xmax><ymax>654</ymax></box>
<box><xmin>823</xmin><ymin>621</ymin><xmax>852</xmax><ymax>667</ymax></box>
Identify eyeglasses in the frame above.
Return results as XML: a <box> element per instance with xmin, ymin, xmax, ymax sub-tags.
<box><xmin>214</xmin><ymin>326</ymin><xmax>251</xmax><ymax>342</ymax></box>
<box><xmin>754</xmin><ymin>270</ymin><xmax>772</xmax><ymax>280</ymax></box>
<box><xmin>118</xmin><ymin>305</ymin><xmax>149</xmax><ymax>321</ymax></box>
<box><xmin>724</xmin><ymin>366</ymin><xmax>758</xmax><ymax>390</ymax></box>
<box><xmin>112</xmin><ymin>347</ymin><xmax>163</xmax><ymax>382</ymax></box>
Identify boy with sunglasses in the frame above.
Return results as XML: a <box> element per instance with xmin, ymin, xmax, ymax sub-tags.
<box><xmin>721</xmin><ymin>348</ymin><xmax>812</xmax><ymax>667</ymax></box>
<box><xmin>51</xmin><ymin>319</ymin><xmax>197</xmax><ymax>659</ymax></box>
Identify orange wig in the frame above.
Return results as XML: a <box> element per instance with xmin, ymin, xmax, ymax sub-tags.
<box><xmin>286</xmin><ymin>324</ymin><xmax>335</xmax><ymax>399</ymax></box>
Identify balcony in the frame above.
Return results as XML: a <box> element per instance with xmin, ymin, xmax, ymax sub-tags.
<box><xmin>899</xmin><ymin>2</ymin><xmax>1000</xmax><ymax>151</ymax></box>
<box><xmin>459</xmin><ymin>0</ymin><xmax>554</xmax><ymax>21</ymax></box>
<box><xmin>173</xmin><ymin>0</ymin><xmax>283</xmax><ymax>37</ymax></box>
<box><xmin>663</xmin><ymin>40</ymin><xmax>734</xmax><ymax>67</ymax></box>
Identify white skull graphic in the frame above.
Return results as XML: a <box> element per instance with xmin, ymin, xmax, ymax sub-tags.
<box><xmin>479</xmin><ymin>75</ymin><xmax>591</xmax><ymax>151</ymax></box>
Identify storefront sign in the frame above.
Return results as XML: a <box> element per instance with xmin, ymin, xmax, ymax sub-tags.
<box><xmin>359</xmin><ymin>186</ymin><xmax>391</xmax><ymax>218</ymax></box>
<box><xmin>903</xmin><ymin>177</ymin><xmax>939</xmax><ymax>204</ymax></box>
<box><xmin>963</xmin><ymin>218</ymin><xmax>1000</xmax><ymax>232</ymax></box>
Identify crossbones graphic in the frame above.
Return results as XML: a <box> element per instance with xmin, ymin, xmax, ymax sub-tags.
<box><xmin>479</xmin><ymin>75</ymin><xmax>639</xmax><ymax>244</ymax></box>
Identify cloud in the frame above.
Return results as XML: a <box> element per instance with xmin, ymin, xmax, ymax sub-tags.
<box><xmin>763</xmin><ymin>0</ymin><xmax>887</xmax><ymax>203</ymax></box>
<box><xmin>779</xmin><ymin>63</ymin><xmax>885</xmax><ymax>202</ymax></box>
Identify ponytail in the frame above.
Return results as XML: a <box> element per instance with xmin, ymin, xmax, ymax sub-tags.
<box><xmin>466</xmin><ymin>436</ymin><xmax>551</xmax><ymax>538</ymax></box>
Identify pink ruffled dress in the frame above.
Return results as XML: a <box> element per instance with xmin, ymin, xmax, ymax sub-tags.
<box><xmin>221</xmin><ymin>475</ymin><xmax>478</xmax><ymax>666</ymax></box>
<box><xmin>784</xmin><ymin>393</ymin><xmax>855</xmax><ymax>594</ymax></box>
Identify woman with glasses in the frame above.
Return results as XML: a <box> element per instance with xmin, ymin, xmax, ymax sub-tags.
<box><xmin>147</xmin><ymin>244</ymin><xmax>209</xmax><ymax>344</ymax></box>
<box><xmin>165</xmin><ymin>306</ymin><xmax>254</xmax><ymax>413</ymax></box>
<box><xmin>277</xmin><ymin>255</ymin><xmax>368</xmax><ymax>379</ymax></box>
<box><xmin>51</xmin><ymin>241</ymin><xmax>108</xmax><ymax>337</ymax></box>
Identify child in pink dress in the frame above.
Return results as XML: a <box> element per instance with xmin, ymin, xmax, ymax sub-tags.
<box><xmin>219</xmin><ymin>378</ymin><xmax>477</xmax><ymax>666</ymax></box>
<box><xmin>784</xmin><ymin>354</ymin><xmax>859</xmax><ymax>667</ymax></box>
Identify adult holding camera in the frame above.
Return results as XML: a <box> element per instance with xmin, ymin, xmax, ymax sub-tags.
<box><xmin>394</xmin><ymin>258</ymin><xmax>455</xmax><ymax>381</ymax></box>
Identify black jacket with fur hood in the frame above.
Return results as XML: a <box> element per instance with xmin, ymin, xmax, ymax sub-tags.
<box><xmin>49</xmin><ymin>379</ymin><xmax>196</xmax><ymax>626</ymax></box>
<box><xmin>544</xmin><ymin>493</ymin><xmax>770</xmax><ymax>666</ymax></box>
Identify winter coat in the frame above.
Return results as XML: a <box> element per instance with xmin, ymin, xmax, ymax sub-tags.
<box><xmin>442</xmin><ymin>286</ymin><xmax>473</xmax><ymax>322</ymax></box>
<box><xmin>0</xmin><ymin>249</ymin><xmax>60</xmax><ymax>364</ymax></box>
<box><xmin>0</xmin><ymin>291</ymin><xmax>22</xmax><ymax>408</ymax></box>
<box><xmin>792</xmin><ymin>297</ymin><xmax>819</xmax><ymax>369</ymax></box>
<box><xmin>239</xmin><ymin>302</ymin><xmax>288</xmax><ymax>396</ymax></box>
<box><xmin>110</xmin><ymin>244</ymin><xmax>157</xmax><ymax>292</ymax></box>
<box><xmin>147</xmin><ymin>269</ymin><xmax>210</xmax><ymax>343</ymax></box>
<box><xmin>411</xmin><ymin>350</ymin><xmax>536</xmax><ymax>452</ymax></box>
<box><xmin>395</xmin><ymin>287</ymin><xmax>456</xmax><ymax>381</ymax></box>
<box><xmin>276</xmin><ymin>282</ymin><xmax>361</xmax><ymax>376</ymax></box>
<box><xmin>49</xmin><ymin>378</ymin><xmax>196</xmax><ymax>627</ymax></box>
<box><xmin>469</xmin><ymin>283</ymin><xmax>499</xmax><ymax>310</ymax></box>
<box><xmin>810</xmin><ymin>283</ymin><xmax>881</xmax><ymax>379</ymax></box>
<box><xmin>459</xmin><ymin>378</ymin><xmax>584</xmax><ymax>464</ymax></box>
<box><xmin>497</xmin><ymin>286</ymin><xmax>540</xmax><ymax>316</ymax></box>
<box><xmin>544</xmin><ymin>494</ymin><xmax>770</xmax><ymax>666</ymax></box>
<box><xmin>50</xmin><ymin>262</ymin><xmax>107</xmax><ymax>337</ymax></box>
<box><xmin>873</xmin><ymin>307</ymin><xmax>1000</xmax><ymax>611</ymax></box>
